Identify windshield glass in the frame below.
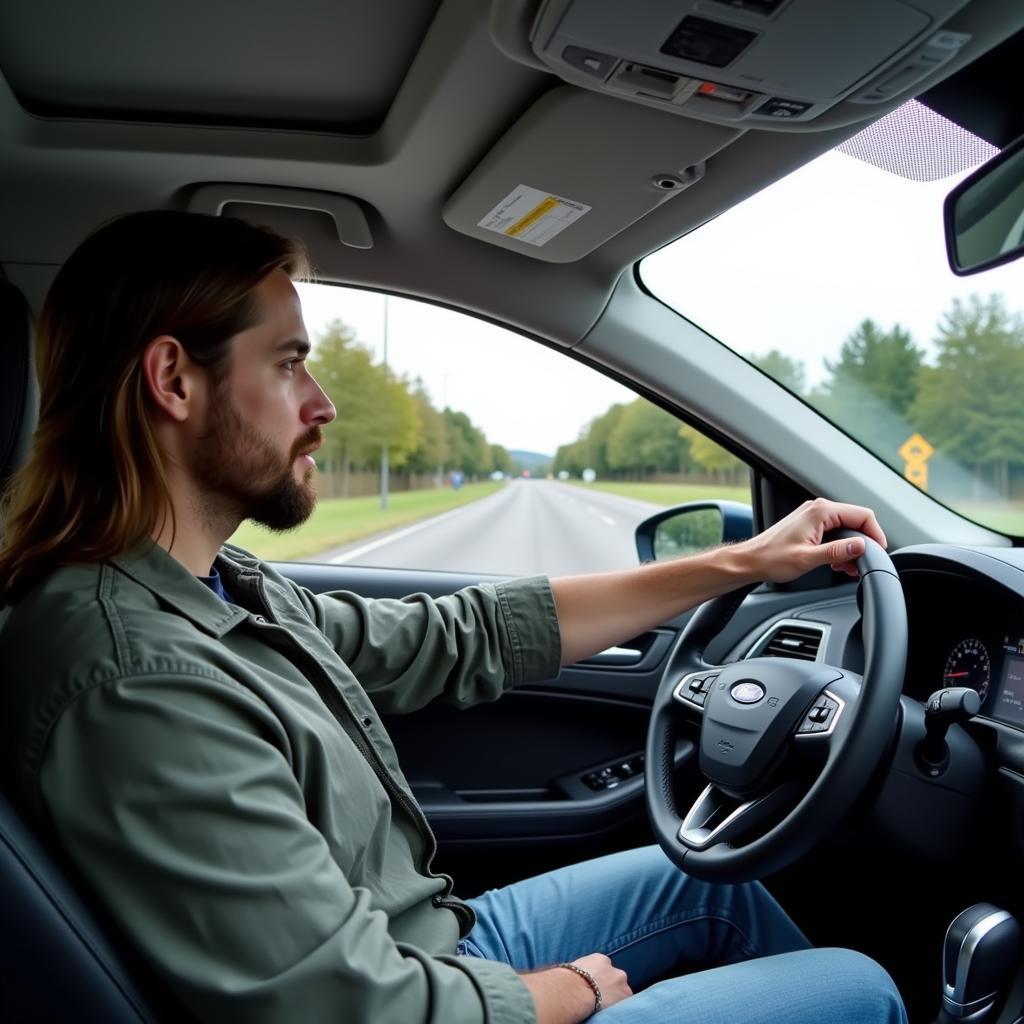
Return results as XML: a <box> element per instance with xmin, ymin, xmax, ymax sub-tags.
<box><xmin>640</xmin><ymin>101</ymin><xmax>1024</xmax><ymax>537</ymax></box>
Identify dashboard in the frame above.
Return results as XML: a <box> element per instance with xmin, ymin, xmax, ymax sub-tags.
<box><xmin>892</xmin><ymin>552</ymin><xmax>1024</xmax><ymax>729</ymax></box>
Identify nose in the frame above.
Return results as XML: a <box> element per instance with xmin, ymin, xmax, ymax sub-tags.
<box><xmin>303</xmin><ymin>371</ymin><xmax>336</xmax><ymax>425</ymax></box>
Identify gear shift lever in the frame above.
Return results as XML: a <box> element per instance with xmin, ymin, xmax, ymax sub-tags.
<box><xmin>938</xmin><ymin>904</ymin><xmax>1020</xmax><ymax>1024</ymax></box>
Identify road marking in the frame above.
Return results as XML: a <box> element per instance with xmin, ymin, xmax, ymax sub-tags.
<box><xmin>601</xmin><ymin>515</ymin><xmax>616</xmax><ymax>526</ymax></box>
<box><xmin>327</xmin><ymin>494</ymin><xmax>499</xmax><ymax>563</ymax></box>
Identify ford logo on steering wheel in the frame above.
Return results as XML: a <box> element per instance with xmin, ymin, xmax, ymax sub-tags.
<box><xmin>731</xmin><ymin>681</ymin><xmax>766</xmax><ymax>704</ymax></box>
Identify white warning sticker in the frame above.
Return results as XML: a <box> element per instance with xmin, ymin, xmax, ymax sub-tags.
<box><xmin>477</xmin><ymin>185</ymin><xmax>591</xmax><ymax>247</ymax></box>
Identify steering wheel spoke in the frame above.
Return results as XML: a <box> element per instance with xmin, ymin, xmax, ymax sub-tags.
<box><xmin>678</xmin><ymin>780</ymin><xmax>804</xmax><ymax>851</ymax></box>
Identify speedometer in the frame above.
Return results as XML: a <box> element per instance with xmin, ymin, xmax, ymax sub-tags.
<box><xmin>943</xmin><ymin>638</ymin><xmax>991</xmax><ymax>701</ymax></box>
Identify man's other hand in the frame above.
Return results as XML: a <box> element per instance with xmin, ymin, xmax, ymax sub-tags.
<box><xmin>519</xmin><ymin>953</ymin><xmax>632</xmax><ymax>1023</ymax></box>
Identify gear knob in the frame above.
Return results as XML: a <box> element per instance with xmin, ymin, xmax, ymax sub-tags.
<box><xmin>941</xmin><ymin>904</ymin><xmax>1020</xmax><ymax>1022</ymax></box>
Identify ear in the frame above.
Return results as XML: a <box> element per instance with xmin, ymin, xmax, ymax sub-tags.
<box><xmin>141</xmin><ymin>335</ymin><xmax>204</xmax><ymax>423</ymax></box>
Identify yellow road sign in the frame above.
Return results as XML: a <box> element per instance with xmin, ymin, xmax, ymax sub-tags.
<box><xmin>899</xmin><ymin>432</ymin><xmax>934</xmax><ymax>490</ymax></box>
<box><xmin>899</xmin><ymin>433</ymin><xmax>934</xmax><ymax>463</ymax></box>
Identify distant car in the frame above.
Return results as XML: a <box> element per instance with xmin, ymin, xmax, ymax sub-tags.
<box><xmin>489</xmin><ymin>470</ymin><xmax>505</xmax><ymax>481</ymax></box>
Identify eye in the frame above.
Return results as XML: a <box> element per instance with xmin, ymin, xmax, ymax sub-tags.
<box><xmin>281</xmin><ymin>358</ymin><xmax>301</xmax><ymax>373</ymax></box>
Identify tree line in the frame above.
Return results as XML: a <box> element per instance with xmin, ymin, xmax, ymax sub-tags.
<box><xmin>553</xmin><ymin>293</ymin><xmax>1024</xmax><ymax>499</ymax></box>
<box><xmin>308</xmin><ymin>320</ymin><xmax>515</xmax><ymax>494</ymax></box>
<box><xmin>310</xmin><ymin>295</ymin><xmax>1022</xmax><ymax>500</ymax></box>
<box><xmin>551</xmin><ymin>399</ymin><xmax>745</xmax><ymax>482</ymax></box>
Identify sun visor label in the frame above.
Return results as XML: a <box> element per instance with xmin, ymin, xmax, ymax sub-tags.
<box><xmin>477</xmin><ymin>185</ymin><xmax>590</xmax><ymax>247</ymax></box>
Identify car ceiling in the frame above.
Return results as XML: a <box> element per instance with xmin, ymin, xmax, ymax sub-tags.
<box><xmin>1</xmin><ymin>0</ymin><xmax>1023</xmax><ymax>349</ymax></box>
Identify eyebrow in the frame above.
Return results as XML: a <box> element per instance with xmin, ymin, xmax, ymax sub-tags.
<box><xmin>273</xmin><ymin>338</ymin><xmax>311</xmax><ymax>357</ymax></box>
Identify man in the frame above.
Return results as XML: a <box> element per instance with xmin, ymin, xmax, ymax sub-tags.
<box><xmin>0</xmin><ymin>211</ymin><xmax>906</xmax><ymax>1024</ymax></box>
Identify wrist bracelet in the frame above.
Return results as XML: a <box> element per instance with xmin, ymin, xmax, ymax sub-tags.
<box><xmin>557</xmin><ymin>962</ymin><xmax>602</xmax><ymax>1014</ymax></box>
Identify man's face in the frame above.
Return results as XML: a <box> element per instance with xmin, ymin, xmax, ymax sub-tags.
<box><xmin>190</xmin><ymin>269</ymin><xmax>336</xmax><ymax>531</ymax></box>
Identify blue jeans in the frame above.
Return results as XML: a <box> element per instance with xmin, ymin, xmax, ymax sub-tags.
<box><xmin>457</xmin><ymin>846</ymin><xmax>907</xmax><ymax>1023</ymax></box>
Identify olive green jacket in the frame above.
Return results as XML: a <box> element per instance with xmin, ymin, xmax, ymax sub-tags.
<box><xmin>0</xmin><ymin>542</ymin><xmax>562</xmax><ymax>1023</ymax></box>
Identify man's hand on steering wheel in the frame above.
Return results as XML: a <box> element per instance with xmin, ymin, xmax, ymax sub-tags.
<box><xmin>737</xmin><ymin>498</ymin><xmax>888</xmax><ymax>583</ymax></box>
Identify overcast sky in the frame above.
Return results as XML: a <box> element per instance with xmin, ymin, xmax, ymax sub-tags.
<box><xmin>296</xmin><ymin>282</ymin><xmax>635</xmax><ymax>456</ymax></box>
<box><xmin>297</xmin><ymin>122</ymin><xmax>1024</xmax><ymax>456</ymax></box>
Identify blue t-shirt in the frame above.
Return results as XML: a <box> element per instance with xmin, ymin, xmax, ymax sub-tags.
<box><xmin>197</xmin><ymin>567</ymin><xmax>232</xmax><ymax>603</ymax></box>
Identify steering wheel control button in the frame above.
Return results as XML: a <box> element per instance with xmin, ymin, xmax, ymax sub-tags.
<box><xmin>796</xmin><ymin>692</ymin><xmax>844</xmax><ymax>738</ymax></box>
<box><xmin>731</xmin><ymin>681</ymin><xmax>765</xmax><ymax>704</ymax></box>
<box><xmin>673</xmin><ymin>671</ymin><xmax>719</xmax><ymax>710</ymax></box>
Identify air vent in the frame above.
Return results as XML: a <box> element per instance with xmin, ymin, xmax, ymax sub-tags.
<box><xmin>746</xmin><ymin>619</ymin><xmax>828</xmax><ymax>662</ymax></box>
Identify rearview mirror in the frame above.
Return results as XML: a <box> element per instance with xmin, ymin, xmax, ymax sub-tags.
<box><xmin>635</xmin><ymin>500</ymin><xmax>753</xmax><ymax>563</ymax></box>
<box><xmin>945</xmin><ymin>132</ymin><xmax>1024</xmax><ymax>276</ymax></box>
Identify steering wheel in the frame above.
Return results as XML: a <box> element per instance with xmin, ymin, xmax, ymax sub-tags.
<box><xmin>645</xmin><ymin>530</ymin><xmax>906</xmax><ymax>883</ymax></box>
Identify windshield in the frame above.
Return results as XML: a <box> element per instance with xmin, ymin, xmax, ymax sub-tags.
<box><xmin>640</xmin><ymin>100</ymin><xmax>1024</xmax><ymax>537</ymax></box>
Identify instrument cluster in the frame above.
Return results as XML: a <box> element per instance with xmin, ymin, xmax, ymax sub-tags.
<box><xmin>901</xmin><ymin>567</ymin><xmax>1024</xmax><ymax>727</ymax></box>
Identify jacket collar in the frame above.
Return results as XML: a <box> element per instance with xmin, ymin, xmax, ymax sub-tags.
<box><xmin>110</xmin><ymin>542</ymin><xmax>253</xmax><ymax>638</ymax></box>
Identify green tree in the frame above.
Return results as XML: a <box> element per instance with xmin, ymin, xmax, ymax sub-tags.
<box><xmin>553</xmin><ymin>439</ymin><xmax>586</xmax><ymax>477</ymax></box>
<box><xmin>910</xmin><ymin>294</ymin><xmax>1024</xmax><ymax>496</ymax></box>
<box><xmin>809</xmin><ymin>319</ymin><xmax>925</xmax><ymax>469</ymax></box>
<box><xmin>308</xmin><ymin>320</ymin><xmax>420</xmax><ymax>493</ymax></box>
<box><xmin>490</xmin><ymin>444</ymin><xmax>515</xmax><ymax>475</ymax></box>
<box><xmin>442</xmin><ymin>408</ymin><xmax>492</xmax><ymax>477</ymax></box>
<box><xmin>583</xmin><ymin>404</ymin><xmax>626</xmax><ymax>475</ymax></box>
<box><xmin>748</xmin><ymin>350</ymin><xmax>807</xmax><ymax>394</ymax></box>
<box><xmin>404</xmin><ymin>382</ymin><xmax>449</xmax><ymax>477</ymax></box>
<box><xmin>824</xmin><ymin>319</ymin><xmax>923</xmax><ymax>415</ymax></box>
<box><xmin>607</xmin><ymin>400</ymin><xmax>683</xmax><ymax>476</ymax></box>
<box><xmin>680</xmin><ymin>424</ymin><xmax>743</xmax><ymax>479</ymax></box>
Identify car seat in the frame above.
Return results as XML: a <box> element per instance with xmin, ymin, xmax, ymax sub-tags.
<box><xmin>0</xmin><ymin>276</ymin><xmax>188</xmax><ymax>1022</ymax></box>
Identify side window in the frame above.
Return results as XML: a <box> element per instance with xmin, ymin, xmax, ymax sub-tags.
<box><xmin>229</xmin><ymin>284</ymin><xmax>752</xmax><ymax>575</ymax></box>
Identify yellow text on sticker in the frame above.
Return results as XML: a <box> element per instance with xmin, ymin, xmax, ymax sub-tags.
<box><xmin>505</xmin><ymin>197</ymin><xmax>559</xmax><ymax>237</ymax></box>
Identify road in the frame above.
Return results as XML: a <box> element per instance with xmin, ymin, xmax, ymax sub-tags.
<box><xmin>316</xmin><ymin>481</ymin><xmax>664</xmax><ymax>576</ymax></box>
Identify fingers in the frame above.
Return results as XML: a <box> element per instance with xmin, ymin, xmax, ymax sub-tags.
<box><xmin>825</xmin><ymin>536</ymin><xmax>864</xmax><ymax>565</ymax></box>
<box><xmin>742</xmin><ymin>497</ymin><xmax>886</xmax><ymax>585</ymax></box>
<box><xmin>811</xmin><ymin>498</ymin><xmax>887</xmax><ymax>550</ymax></box>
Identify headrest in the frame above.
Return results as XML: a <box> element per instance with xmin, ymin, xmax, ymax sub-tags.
<box><xmin>0</xmin><ymin>278</ymin><xmax>37</xmax><ymax>490</ymax></box>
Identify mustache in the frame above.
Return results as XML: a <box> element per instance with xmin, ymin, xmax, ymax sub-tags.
<box><xmin>292</xmin><ymin>428</ymin><xmax>323</xmax><ymax>460</ymax></box>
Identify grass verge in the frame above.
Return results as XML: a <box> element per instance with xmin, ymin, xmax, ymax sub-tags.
<box><xmin>229</xmin><ymin>481</ymin><xmax>504</xmax><ymax>561</ymax></box>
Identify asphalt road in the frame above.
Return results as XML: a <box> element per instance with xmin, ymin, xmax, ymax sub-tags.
<box><xmin>317</xmin><ymin>481</ymin><xmax>664</xmax><ymax>576</ymax></box>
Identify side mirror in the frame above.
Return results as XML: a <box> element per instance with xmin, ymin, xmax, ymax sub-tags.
<box><xmin>635</xmin><ymin>500</ymin><xmax>753</xmax><ymax>563</ymax></box>
<box><xmin>945</xmin><ymin>132</ymin><xmax>1024</xmax><ymax>276</ymax></box>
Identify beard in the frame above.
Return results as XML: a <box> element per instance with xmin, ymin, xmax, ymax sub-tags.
<box><xmin>192</xmin><ymin>393</ymin><xmax>320</xmax><ymax>533</ymax></box>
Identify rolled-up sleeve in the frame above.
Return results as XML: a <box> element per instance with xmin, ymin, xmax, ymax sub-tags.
<box><xmin>296</xmin><ymin>576</ymin><xmax>562</xmax><ymax>715</ymax></box>
<box><xmin>40</xmin><ymin>675</ymin><xmax>537</xmax><ymax>1024</ymax></box>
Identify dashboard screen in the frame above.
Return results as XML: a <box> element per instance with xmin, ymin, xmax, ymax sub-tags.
<box><xmin>993</xmin><ymin>638</ymin><xmax>1024</xmax><ymax>727</ymax></box>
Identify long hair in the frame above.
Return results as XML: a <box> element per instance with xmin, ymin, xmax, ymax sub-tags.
<box><xmin>0</xmin><ymin>210</ymin><xmax>308</xmax><ymax>605</ymax></box>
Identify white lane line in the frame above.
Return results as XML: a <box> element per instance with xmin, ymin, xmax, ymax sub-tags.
<box><xmin>327</xmin><ymin>494</ymin><xmax>499</xmax><ymax>563</ymax></box>
<box><xmin>601</xmin><ymin>515</ymin><xmax>616</xmax><ymax>526</ymax></box>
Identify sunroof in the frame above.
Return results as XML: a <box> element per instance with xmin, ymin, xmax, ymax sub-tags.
<box><xmin>0</xmin><ymin>0</ymin><xmax>441</xmax><ymax>133</ymax></box>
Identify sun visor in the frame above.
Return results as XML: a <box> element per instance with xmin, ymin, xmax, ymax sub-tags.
<box><xmin>442</xmin><ymin>86</ymin><xmax>738</xmax><ymax>263</ymax></box>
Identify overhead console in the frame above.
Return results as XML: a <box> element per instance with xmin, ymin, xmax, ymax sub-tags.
<box><xmin>495</xmin><ymin>0</ymin><xmax>974</xmax><ymax>129</ymax></box>
<box><xmin>446</xmin><ymin>0</ymin><xmax>1020</xmax><ymax>263</ymax></box>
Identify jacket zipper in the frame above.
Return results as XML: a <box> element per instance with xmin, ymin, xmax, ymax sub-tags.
<box><xmin>252</xmin><ymin>577</ymin><xmax>469</xmax><ymax>924</ymax></box>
